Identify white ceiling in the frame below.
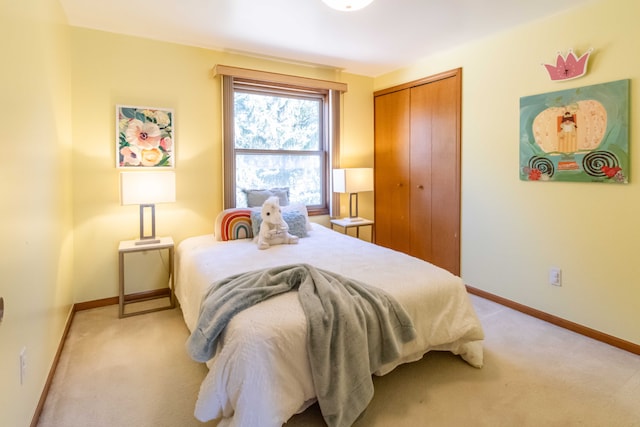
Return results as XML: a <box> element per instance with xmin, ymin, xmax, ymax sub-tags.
<box><xmin>59</xmin><ymin>0</ymin><xmax>594</xmax><ymax>77</ymax></box>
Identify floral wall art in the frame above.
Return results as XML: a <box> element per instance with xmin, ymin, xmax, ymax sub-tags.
<box><xmin>117</xmin><ymin>105</ymin><xmax>174</xmax><ymax>168</ymax></box>
<box><xmin>519</xmin><ymin>79</ymin><xmax>629</xmax><ymax>183</ymax></box>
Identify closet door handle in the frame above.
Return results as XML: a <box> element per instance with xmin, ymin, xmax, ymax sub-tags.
<box><xmin>397</xmin><ymin>183</ymin><xmax>403</xmax><ymax>187</ymax></box>
<box><xmin>417</xmin><ymin>184</ymin><xmax>424</xmax><ymax>190</ymax></box>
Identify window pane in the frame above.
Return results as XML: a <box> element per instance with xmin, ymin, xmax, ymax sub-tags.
<box><xmin>234</xmin><ymin>92</ymin><xmax>320</xmax><ymax>151</ymax></box>
<box><xmin>235</xmin><ymin>154</ymin><xmax>322</xmax><ymax>207</ymax></box>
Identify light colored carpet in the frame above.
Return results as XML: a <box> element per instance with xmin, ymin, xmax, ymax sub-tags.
<box><xmin>38</xmin><ymin>295</ymin><xmax>640</xmax><ymax>427</ymax></box>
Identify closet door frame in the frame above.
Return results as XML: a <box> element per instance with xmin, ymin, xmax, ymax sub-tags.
<box><xmin>374</xmin><ymin>68</ymin><xmax>461</xmax><ymax>275</ymax></box>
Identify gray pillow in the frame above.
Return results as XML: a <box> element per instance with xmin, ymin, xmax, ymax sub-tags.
<box><xmin>243</xmin><ymin>188</ymin><xmax>289</xmax><ymax>207</ymax></box>
<box><xmin>250</xmin><ymin>209</ymin><xmax>308</xmax><ymax>238</ymax></box>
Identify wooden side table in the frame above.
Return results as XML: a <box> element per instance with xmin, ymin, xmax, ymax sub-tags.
<box><xmin>330</xmin><ymin>218</ymin><xmax>374</xmax><ymax>242</ymax></box>
<box><xmin>118</xmin><ymin>237</ymin><xmax>175</xmax><ymax>318</ymax></box>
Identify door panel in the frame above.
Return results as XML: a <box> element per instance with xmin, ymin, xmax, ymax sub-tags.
<box><xmin>409</xmin><ymin>82</ymin><xmax>434</xmax><ymax>262</ymax></box>
<box><xmin>429</xmin><ymin>75</ymin><xmax>461</xmax><ymax>275</ymax></box>
<box><xmin>374</xmin><ymin>89</ymin><xmax>411</xmax><ymax>254</ymax></box>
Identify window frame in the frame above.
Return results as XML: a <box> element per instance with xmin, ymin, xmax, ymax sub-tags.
<box><xmin>220</xmin><ymin>68</ymin><xmax>344</xmax><ymax>216</ymax></box>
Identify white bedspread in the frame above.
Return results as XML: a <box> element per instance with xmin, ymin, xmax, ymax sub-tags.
<box><xmin>175</xmin><ymin>223</ymin><xmax>484</xmax><ymax>426</ymax></box>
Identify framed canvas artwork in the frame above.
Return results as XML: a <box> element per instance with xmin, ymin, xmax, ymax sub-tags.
<box><xmin>519</xmin><ymin>79</ymin><xmax>629</xmax><ymax>183</ymax></box>
<box><xmin>117</xmin><ymin>105</ymin><xmax>174</xmax><ymax>168</ymax></box>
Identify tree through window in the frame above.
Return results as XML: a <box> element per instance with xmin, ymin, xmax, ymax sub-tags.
<box><xmin>233</xmin><ymin>89</ymin><xmax>325</xmax><ymax>207</ymax></box>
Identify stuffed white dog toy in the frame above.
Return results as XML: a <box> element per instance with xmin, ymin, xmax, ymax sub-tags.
<box><xmin>256</xmin><ymin>196</ymin><xmax>299</xmax><ymax>250</ymax></box>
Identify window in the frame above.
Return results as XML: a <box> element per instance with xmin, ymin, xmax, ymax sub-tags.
<box><xmin>218</xmin><ymin>66</ymin><xmax>346</xmax><ymax>216</ymax></box>
<box><xmin>233</xmin><ymin>84</ymin><xmax>326</xmax><ymax>209</ymax></box>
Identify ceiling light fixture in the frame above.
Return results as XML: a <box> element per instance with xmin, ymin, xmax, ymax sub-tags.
<box><xmin>322</xmin><ymin>0</ymin><xmax>374</xmax><ymax>12</ymax></box>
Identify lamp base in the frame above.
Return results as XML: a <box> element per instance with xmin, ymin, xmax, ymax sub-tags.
<box><xmin>135</xmin><ymin>204</ymin><xmax>159</xmax><ymax>245</ymax></box>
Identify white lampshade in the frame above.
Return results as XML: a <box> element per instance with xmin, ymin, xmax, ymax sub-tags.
<box><xmin>333</xmin><ymin>168</ymin><xmax>373</xmax><ymax>194</ymax></box>
<box><xmin>322</xmin><ymin>0</ymin><xmax>374</xmax><ymax>11</ymax></box>
<box><xmin>121</xmin><ymin>172</ymin><xmax>176</xmax><ymax>205</ymax></box>
<box><xmin>120</xmin><ymin>172</ymin><xmax>176</xmax><ymax>245</ymax></box>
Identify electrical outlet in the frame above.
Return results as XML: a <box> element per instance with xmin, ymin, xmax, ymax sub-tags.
<box><xmin>549</xmin><ymin>267</ymin><xmax>562</xmax><ymax>286</ymax></box>
<box><xmin>19</xmin><ymin>347</ymin><xmax>27</xmax><ymax>385</ymax></box>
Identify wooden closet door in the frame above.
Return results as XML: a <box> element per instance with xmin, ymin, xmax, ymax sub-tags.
<box><xmin>409</xmin><ymin>82</ymin><xmax>434</xmax><ymax>263</ymax></box>
<box><xmin>374</xmin><ymin>89</ymin><xmax>411</xmax><ymax>254</ymax></box>
<box><xmin>410</xmin><ymin>74</ymin><xmax>461</xmax><ymax>275</ymax></box>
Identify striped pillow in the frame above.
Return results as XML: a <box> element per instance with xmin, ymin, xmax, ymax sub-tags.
<box><xmin>214</xmin><ymin>208</ymin><xmax>254</xmax><ymax>241</ymax></box>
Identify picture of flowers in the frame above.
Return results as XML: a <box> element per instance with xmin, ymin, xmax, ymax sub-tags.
<box><xmin>117</xmin><ymin>105</ymin><xmax>174</xmax><ymax>168</ymax></box>
<box><xmin>519</xmin><ymin>79</ymin><xmax>629</xmax><ymax>183</ymax></box>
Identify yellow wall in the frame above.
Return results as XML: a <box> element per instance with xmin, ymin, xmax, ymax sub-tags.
<box><xmin>335</xmin><ymin>73</ymin><xmax>375</xmax><ymax>240</ymax></box>
<box><xmin>0</xmin><ymin>0</ymin><xmax>74</xmax><ymax>425</ymax></box>
<box><xmin>69</xmin><ymin>28</ymin><xmax>373</xmax><ymax>302</ymax></box>
<box><xmin>376</xmin><ymin>0</ymin><xmax>640</xmax><ymax>345</ymax></box>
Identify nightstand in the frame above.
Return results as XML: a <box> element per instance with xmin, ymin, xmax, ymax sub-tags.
<box><xmin>118</xmin><ymin>237</ymin><xmax>175</xmax><ymax>318</ymax></box>
<box><xmin>330</xmin><ymin>218</ymin><xmax>374</xmax><ymax>242</ymax></box>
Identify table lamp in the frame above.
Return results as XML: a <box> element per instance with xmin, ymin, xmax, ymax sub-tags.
<box><xmin>120</xmin><ymin>171</ymin><xmax>175</xmax><ymax>245</ymax></box>
<box><xmin>332</xmin><ymin>168</ymin><xmax>373</xmax><ymax>222</ymax></box>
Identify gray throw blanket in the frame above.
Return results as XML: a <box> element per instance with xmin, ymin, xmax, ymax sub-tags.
<box><xmin>186</xmin><ymin>263</ymin><xmax>416</xmax><ymax>427</ymax></box>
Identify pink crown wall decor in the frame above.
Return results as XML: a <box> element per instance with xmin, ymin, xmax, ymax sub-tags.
<box><xmin>543</xmin><ymin>48</ymin><xmax>593</xmax><ymax>81</ymax></box>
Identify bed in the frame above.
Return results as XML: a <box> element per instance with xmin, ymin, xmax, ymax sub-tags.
<box><xmin>175</xmin><ymin>207</ymin><xmax>484</xmax><ymax>427</ymax></box>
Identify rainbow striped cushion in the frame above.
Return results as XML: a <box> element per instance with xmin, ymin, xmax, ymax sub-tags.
<box><xmin>214</xmin><ymin>208</ymin><xmax>254</xmax><ymax>241</ymax></box>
